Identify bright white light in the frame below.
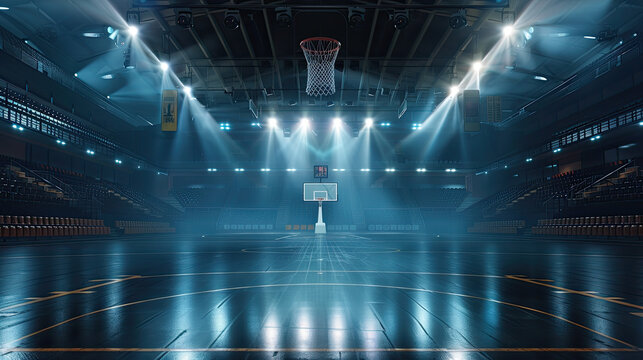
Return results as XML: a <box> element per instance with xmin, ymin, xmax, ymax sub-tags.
<box><xmin>56</xmin><ymin>139</ymin><xmax>66</xmax><ymax>146</ymax></box>
<box><xmin>286</xmin><ymin>168</ymin><xmax>297</xmax><ymax>172</ymax></box>
<box><xmin>583</xmin><ymin>35</ymin><xmax>597</xmax><ymax>40</ymax></box>
<box><xmin>553</xmin><ymin>148</ymin><xmax>561</xmax><ymax>153</ymax></box>
<box><xmin>365</xmin><ymin>118</ymin><xmax>373</xmax><ymax>128</ymax></box>
<box><xmin>380</xmin><ymin>122</ymin><xmax>391</xmax><ymax>127</ymax></box>
<box><xmin>268</xmin><ymin>117</ymin><xmax>277</xmax><ymax>128</ymax></box>
<box><xmin>639</xmin><ymin>121</ymin><xmax>643</xmax><ymax>126</ymax></box>
<box><xmin>332</xmin><ymin>117</ymin><xmax>342</xmax><ymax>129</ymax></box>
<box><xmin>86</xmin><ymin>149</ymin><xmax>95</xmax><ymax>155</ymax></box>
<box><xmin>502</xmin><ymin>25</ymin><xmax>515</xmax><ymax>37</ymax></box>
<box><xmin>411</xmin><ymin>123</ymin><xmax>422</xmax><ymax>130</ymax></box>
<box><xmin>445</xmin><ymin>168</ymin><xmax>456</xmax><ymax>172</ymax></box>
<box><xmin>525</xmin><ymin>158</ymin><xmax>533</xmax><ymax>162</ymax></box>
<box><xmin>416</xmin><ymin>168</ymin><xmax>427</xmax><ymax>173</ymax></box>
<box><xmin>360</xmin><ymin>168</ymin><xmax>370</xmax><ymax>172</ymax></box>
<box><xmin>300</xmin><ymin>117</ymin><xmax>310</xmax><ymax>129</ymax></box>
<box><xmin>385</xmin><ymin>168</ymin><xmax>396</xmax><ymax>172</ymax></box>
<box><xmin>207</xmin><ymin>168</ymin><xmax>217</xmax><ymax>172</ymax></box>
<box><xmin>183</xmin><ymin>85</ymin><xmax>192</xmax><ymax>95</ymax></box>
<box><xmin>472</xmin><ymin>61</ymin><xmax>482</xmax><ymax>72</ymax></box>
<box><xmin>160</xmin><ymin>61</ymin><xmax>169</xmax><ymax>71</ymax></box>
<box><xmin>449</xmin><ymin>85</ymin><xmax>459</xmax><ymax>97</ymax></box>
<box><xmin>101</xmin><ymin>74</ymin><xmax>114</xmax><ymax>80</ymax></box>
<box><xmin>106</xmin><ymin>95</ymin><xmax>110</xmax><ymax>99</ymax></box>
<box><xmin>260</xmin><ymin>168</ymin><xmax>271</xmax><ymax>172</ymax></box>
<box><xmin>74</xmin><ymin>73</ymin><xmax>78</xmax><ymax>77</ymax></box>
<box><xmin>590</xmin><ymin>135</ymin><xmax>601</xmax><ymax>141</ymax></box>
<box><xmin>235</xmin><ymin>168</ymin><xmax>245</xmax><ymax>172</ymax></box>
<box><xmin>0</xmin><ymin>6</ymin><xmax>9</xmax><ymax>10</ymax></box>
<box><xmin>115</xmin><ymin>159</ymin><xmax>122</xmax><ymax>164</ymax></box>
<box><xmin>127</xmin><ymin>25</ymin><xmax>139</xmax><ymax>37</ymax></box>
<box><xmin>533</xmin><ymin>75</ymin><xmax>548</xmax><ymax>81</ymax></box>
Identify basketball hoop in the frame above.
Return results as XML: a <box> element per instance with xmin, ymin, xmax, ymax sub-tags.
<box><xmin>300</xmin><ymin>37</ymin><xmax>341</xmax><ymax>97</ymax></box>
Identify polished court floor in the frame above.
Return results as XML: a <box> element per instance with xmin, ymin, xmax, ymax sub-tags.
<box><xmin>0</xmin><ymin>232</ymin><xmax>641</xmax><ymax>359</ymax></box>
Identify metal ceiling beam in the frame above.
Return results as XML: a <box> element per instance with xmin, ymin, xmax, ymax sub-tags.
<box><xmin>133</xmin><ymin>1</ymin><xmax>509</xmax><ymax>10</ymax></box>
<box><xmin>199</xmin><ymin>0</ymin><xmax>250</xmax><ymax>98</ymax></box>
<box><xmin>374</xmin><ymin>0</ymin><xmax>412</xmax><ymax>104</ymax></box>
<box><xmin>261</xmin><ymin>1</ymin><xmax>284</xmax><ymax>98</ymax></box>
<box><xmin>356</xmin><ymin>0</ymin><xmax>383</xmax><ymax>104</ymax></box>
<box><xmin>150</xmin><ymin>9</ymin><xmax>207</xmax><ymax>87</ymax></box>
<box><xmin>237</xmin><ymin>6</ymin><xmax>267</xmax><ymax>100</ymax></box>
<box><xmin>387</xmin><ymin>1</ymin><xmax>442</xmax><ymax>105</ymax></box>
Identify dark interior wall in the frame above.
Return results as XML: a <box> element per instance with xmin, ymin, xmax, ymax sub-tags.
<box><xmin>0</xmin><ymin>135</ymin><xmax>26</xmax><ymax>160</ymax></box>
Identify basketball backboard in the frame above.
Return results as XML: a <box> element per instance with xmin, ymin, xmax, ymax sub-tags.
<box><xmin>303</xmin><ymin>183</ymin><xmax>338</xmax><ymax>202</ymax></box>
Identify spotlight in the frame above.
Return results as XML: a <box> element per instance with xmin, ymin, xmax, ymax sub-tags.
<box><xmin>360</xmin><ymin>168</ymin><xmax>370</xmax><ymax>172</ymax></box>
<box><xmin>127</xmin><ymin>25</ymin><xmax>139</xmax><ymax>37</ymax></box>
<box><xmin>449</xmin><ymin>85</ymin><xmax>459</xmax><ymax>97</ymax></box>
<box><xmin>502</xmin><ymin>25</ymin><xmax>515</xmax><ymax>37</ymax></box>
<box><xmin>364</xmin><ymin>118</ymin><xmax>373</xmax><ymax>128</ymax></box>
<box><xmin>533</xmin><ymin>75</ymin><xmax>548</xmax><ymax>81</ymax></box>
<box><xmin>449</xmin><ymin>9</ymin><xmax>467</xmax><ymax>29</ymax></box>
<box><xmin>56</xmin><ymin>139</ymin><xmax>66</xmax><ymax>145</ymax></box>
<box><xmin>300</xmin><ymin>117</ymin><xmax>310</xmax><ymax>129</ymax></box>
<box><xmin>207</xmin><ymin>168</ymin><xmax>217</xmax><ymax>172</ymax></box>
<box><xmin>268</xmin><ymin>117</ymin><xmax>277</xmax><ymax>128</ymax></box>
<box><xmin>411</xmin><ymin>123</ymin><xmax>422</xmax><ymax>130</ymax></box>
<box><xmin>183</xmin><ymin>85</ymin><xmax>192</xmax><ymax>95</ymax></box>
<box><xmin>220</xmin><ymin>122</ymin><xmax>231</xmax><ymax>131</ymax></box>
<box><xmin>224</xmin><ymin>10</ymin><xmax>241</xmax><ymax>30</ymax></box>
<box><xmin>275</xmin><ymin>7</ymin><xmax>292</xmax><ymax>28</ymax></box>
<box><xmin>332</xmin><ymin>117</ymin><xmax>342</xmax><ymax>130</ymax></box>
<box><xmin>115</xmin><ymin>159</ymin><xmax>122</xmax><ymax>164</ymax></box>
<box><xmin>74</xmin><ymin>73</ymin><xmax>78</xmax><ymax>77</ymax></box>
<box><xmin>86</xmin><ymin>149</ymin><xmax>95</xmax><ymax>155</ymax></box>
<box><xmin>590</xmin><ymin>135</ymin><xmax>601</xmax><ymax>141</ymax></box>
<box><xmin>472</xmin><ymin>61</ymin><xmax>482</xmax><ymax>72</ymax></box>
<box><xmin>392</xmin><ymin>10</ymin><xmax>409</xmax><ymax>30</ymax></box>
<box><xmin>385</xmin><ymin>168</ymin><xmax>396</xmax><ymax>172</ymax></box>
<box><xmin>0</xmin><ymin>6</ymin><xmax>9</xmax><ymax>10</ymax></box>
<box><xmin>101</xmin><ymin>74</ymin><xmax>114</xmax><ymax>80</ymax></box>
<box><xmin>349</xmin><ymin>7</ymin><xmax>366</xmax><ymax>28</ymax></box>
<box><xmin>176</xmin><ymin>10</ymin><xmax>193</xmax><ymax>28</ymax></box>
<box><xmin>525</xmin><ymin>158</ymin><xmax>533</xmax><ymax>162</ymax></box>
<box><xmin>234</xmin><ymin>168</ymin><xmax>245</xmax><ymax>172</ymax></box>
<box><xmin>553</xmin><ymin>148</ymin><xmax>562</xmax><ymax>153</ymax></box>
<box><xmin>260</xmin><ymin>168</ymin><xmax>271</xmax><ymax>172</ymax></box>
<box><xmin>416</xmin><ymin>168</ymin><xmax>427</xmax><ymax>173</ymax></box>
<box><xmin>160</xmin><ymin>61</ymin><xmax>169</xmax><ymax>72</ymax></box>
<box><xmin>286</xmin><ymin>168</ymin><xmax>296</xmax><ymax>172</ymax></box>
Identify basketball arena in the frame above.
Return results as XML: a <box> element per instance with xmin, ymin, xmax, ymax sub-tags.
<box><xmin>0</xmin><ymin>1</ymin><xmax>642</xmax><ymax>359</ymax></box>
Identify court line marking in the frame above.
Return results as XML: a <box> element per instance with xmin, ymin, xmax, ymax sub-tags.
<box><xmin>139</xmin><ymin>270</ymin><xmax>503</xmax><ymax>279</ymax></box>
<box><xmin>0</xmin><ymin>347</ymin><xmax>638</xmax><ymax>353</ymax></box>
<box><xmin>3</xmin><ymin>250</ymin><xmax>640</xmax><ymax>260</ymax></box>
<box><xmin>0</xmin><ymin>276</ymin><xmax>140</xmax><ymax>313</ymax></box>
<box><xmin>506</xmin><ymin>275</ymin><xmax>643</xmax><ymax>311</ymax></box>
<box><xmin>3</xmin><ymin>283</ymin><xmax>636</xmax><ymax>349</ymax></box>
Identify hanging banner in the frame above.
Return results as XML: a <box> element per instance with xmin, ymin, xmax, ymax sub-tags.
<box><xmin>161</xmin><ymin>89</ymin><xmax>178</xmax><ymax>132</ymax></box>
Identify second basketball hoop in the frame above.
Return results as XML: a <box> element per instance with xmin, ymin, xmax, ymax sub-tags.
<box><xmin>300</xmin><ymin>37</ymin><xmax>341</xmax><ymax>97</ymax></box>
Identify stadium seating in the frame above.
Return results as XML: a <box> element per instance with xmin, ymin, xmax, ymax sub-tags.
<box><xmin>467</xmin><ymin>220</ymin><xmax>526</xmax><ymax>234</ymax></box>
<box><xmin>0</xmin><ymin>214</ymin><xmax>109</xmax><ymax>239</ymax></box>
<box><xmin>114</xmin><ymin>220</ymin><xmax>176</xmax><ymax>234</ymax></box>
<box><xmin>532</xmin><ymin>215</ymin><xmax>642</xmax><ymax>237</ymax></box>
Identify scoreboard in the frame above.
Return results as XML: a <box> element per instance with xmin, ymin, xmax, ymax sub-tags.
<box><xmin>313</xmin><ymin>165</ymin><xmax>328</xmax><ymax>179</ymax></box>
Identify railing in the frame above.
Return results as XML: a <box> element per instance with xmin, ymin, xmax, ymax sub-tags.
<box><xmin>9</xmin><ymin>159</ymin><xmax>65</xmax><ymax>194</ymax></box>
<box><xmin>572</xmin><ymin>160</ymin><xmax>633</xmax><ymax>198</ymax></box>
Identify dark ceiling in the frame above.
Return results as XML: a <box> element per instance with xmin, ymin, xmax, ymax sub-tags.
<box><xmin>0</xmin><ymin>0</ymin><xmax>642</xmax><ymax>127</ymax></box>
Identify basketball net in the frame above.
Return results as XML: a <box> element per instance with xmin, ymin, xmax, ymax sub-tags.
<box><xmin>300</xmin><ymin>37</ymin><xmax>341</xmax><ymax>97</ymax></box>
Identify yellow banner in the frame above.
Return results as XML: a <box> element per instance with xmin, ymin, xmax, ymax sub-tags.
<box><xmin>161</xmin><ymin>90</ymin><xmax>178</xmax><ymax>131</ymax></box>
